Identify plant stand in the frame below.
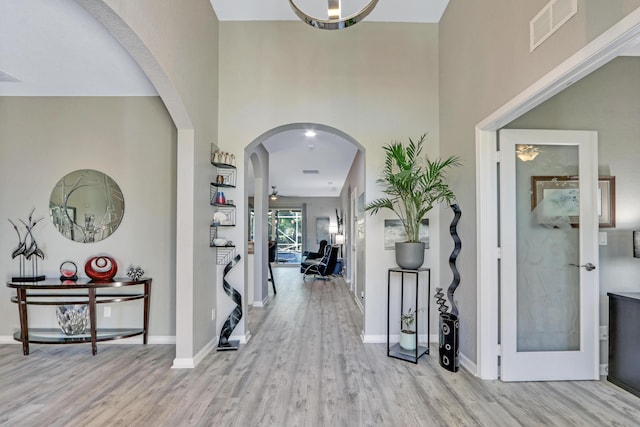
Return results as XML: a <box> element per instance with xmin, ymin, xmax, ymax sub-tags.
<box><xmin>387</xmin><ymin>267</ymin><xmax>430</xmax><ymax>363</ymax></box>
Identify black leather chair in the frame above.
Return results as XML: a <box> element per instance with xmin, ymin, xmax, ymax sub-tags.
<box><xmin>302</xmin><ymin>240</ymin><xmax>328</xmax><ymax>263</ymax></box>
<box><xmin>301</xmin><ymin>245</ymin><xmax>339</xmax><ymax>280</ymax></box>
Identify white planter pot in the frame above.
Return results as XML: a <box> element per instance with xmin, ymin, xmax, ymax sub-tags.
<box><xmin>399</xmin><ymin>330</ymin><xmax>416</xmax><ymax>350</ymax></box>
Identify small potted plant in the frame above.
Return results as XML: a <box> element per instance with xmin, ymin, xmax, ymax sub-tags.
<box><xmin>400</xmin><ymin>308</ymin><xmax>417</xmax><ymax>350</ymax></box>
<box><xmin>365</xmin><ymin>134</ymin><xmax>460</xmax><ymax>269</ymax></box>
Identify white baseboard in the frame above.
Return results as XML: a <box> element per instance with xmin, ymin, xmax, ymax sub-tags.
<box><xmin>252</xmin><ymin>293</ymin><xmax>272</xmax><ymax>308</ymax></box>
<box><xmin>361</xmin><ymin>333</ymin><xmax>385</xmax><ymax>343</ymax></box>
<box><xmin>172</xmin><ymin>337</ymin><xmax>217</xmax><ymax>369</ymax></box>
<box><xmin>172</xmin><ymin>358</ymin><xmax>195</xmax><ymax>369</ymax></box>
<box><xmin>600</xmin><ymin>363</ymin><xmax>608</xmax><ymax>376</ymax></box>
<box><xmin>354</xmin><ymin>295</ymin><xmax>364</xmax><ymax>313</ymax></box>
<box><xmin>231</xmin><ymin>330</ymin><xmax>251</xmax><ymax>344</ymax></box>
<box><xmin>0</xmin><ymin>336</ymin><xmax>18</xmax><ymax>344</ymax></box>
<box><xmin>459</xmin><ymin>352</ymin><xmax>477</xmax><ymax>376</ymax></box>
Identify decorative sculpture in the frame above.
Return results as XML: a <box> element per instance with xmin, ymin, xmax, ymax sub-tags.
<box><xmin>127</xmin><ymin>266</ymin><xmax>145</xmax><ymax>281</ymax></box>
<box><xmin>217</xmin><ymin>254</ymin><xmax>242</xmax><ymax>351</ymax></box>
<box><xmin>85</xmin><ymin>256</ymin><xmax>117</xmax><ymax>281</ymax></box>
<box><xmin>59</xmin><ymin>261</ymin><xmax>78</xmax><ymax>281</ymax></box>
<box><xmin>9</xmin><ymin>208</ymin><xmax>45</xmax><ymax>281</ymax></box>
<box><xmin>436</xmin><ymin>203</ymin><xmax>461</xmax><ymax>372</ymax></box>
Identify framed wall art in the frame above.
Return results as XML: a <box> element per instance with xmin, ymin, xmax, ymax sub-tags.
<box><xmin>383</xmin><ymin>219</ymin><xmax>429</xmax><ymax>249</ymax></box>
<box><xmin>531</xmin><ymin>175</ymin><xmax>615</xmax><ymax>227</ymax></box>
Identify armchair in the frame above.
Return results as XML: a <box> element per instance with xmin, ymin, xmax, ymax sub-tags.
<box><xmin>301</xmin><ymin>245</ymin><xmax>339</xmax><ymax>280</ymax></box>
<box><xmin>302</xmin><ymin>239</ymin><xmax>328</xmax><ymax>262</ymax></box>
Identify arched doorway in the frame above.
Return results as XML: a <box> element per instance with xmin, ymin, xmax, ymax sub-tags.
<box><xmin>244</xmin><ymin>123</ymin><xmax>365</xmax><ymax>313</ymax></box>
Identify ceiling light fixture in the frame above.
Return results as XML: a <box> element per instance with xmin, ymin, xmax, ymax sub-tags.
<box><xmin>516</xmin><ymin>144</ymin><xmax>541</xmax><ymax>161</ymax></box>
<box><xmin>269</xmin><ymin>186</ymin><xmax>279</xmax><ymax>201</ymax></box>
<box><xmin>289</xmin><ymin>0</ymin><xmax>379</xmax><ymax>30</ymax></box>
<box><xmin>305</xmin><ymin>130</ymin><xmax>316</xmax><ymax>137</ymax></box>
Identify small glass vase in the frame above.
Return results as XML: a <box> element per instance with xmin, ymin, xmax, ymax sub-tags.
<box><xmin>56</xmin><ymin>304</ymin><xmax>89</xmax><ymax>335</ymax></box>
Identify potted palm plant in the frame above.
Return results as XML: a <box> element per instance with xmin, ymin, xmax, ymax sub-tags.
<box><xmin>365</xmin><ymin>134</ymin><xmax>460</xmax><ymax>269</ymax></box>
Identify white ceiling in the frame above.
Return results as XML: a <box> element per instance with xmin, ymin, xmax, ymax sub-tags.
<box><xmin>210</xmin><ymin>0</ymin><xmax>449</xmax><ymax>23</ymax></box>
<box><xmin>262</xmin><ymin>128</ymin><xmax>359</xmax><ymax>198</ymax></box>
<box><xmin>0</xmin><ymin>0</ymin><xmax>156</xmax><ymax>96</ymax></box>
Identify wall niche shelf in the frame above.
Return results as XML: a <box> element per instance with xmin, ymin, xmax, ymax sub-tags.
<box><xmin>210</xmin><ymin>143</ymin><xmax>237</xmax><ymax>264</ymax></box>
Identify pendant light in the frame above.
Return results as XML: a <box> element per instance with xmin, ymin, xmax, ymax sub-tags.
<box><xmin>289</xmin><ymin>0</ymin><xmax>379</xmax><ymax>30</ymax></box>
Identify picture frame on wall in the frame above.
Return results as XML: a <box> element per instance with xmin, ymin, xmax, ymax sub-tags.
<box><xmin>531</xmin><ymin>175</ymin><xmax>615</xmax><ymax>228</ymax></box>
<box><xmin>383</xmin><ymin>219</ymin><xmax>429</xmax><ymax>249</ymax></box>
<box><xmin>316</xmin><ymin>216</ymin><xmax>330</xmax><ymax>243</ymax></box>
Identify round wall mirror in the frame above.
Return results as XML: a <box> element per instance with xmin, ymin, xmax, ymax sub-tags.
<box><xmin>49</xmin><ymin>169</ymin><xmax>124</xmax><ymax>243</ymax></box>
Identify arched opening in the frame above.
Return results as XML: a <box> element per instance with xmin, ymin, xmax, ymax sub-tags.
<box><xmin>244</xmin><ymin>123</ymin><xmax>366</xmax><ymax>320</ymax></box>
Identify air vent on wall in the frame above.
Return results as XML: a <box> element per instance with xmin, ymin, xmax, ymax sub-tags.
<box><xmin>302</xmin><ymin>169</ymin><xmax>319</xmax><ymax>174</ymax></box>
<box><xmin>0</xmin><ymin>70</ymin><xmax>21</xmax><ymax>82</ymax></box>
<box><xmin>530</xmin><ymin>0</ymin><xmax>577</xmax><ymax>52</ymax></box>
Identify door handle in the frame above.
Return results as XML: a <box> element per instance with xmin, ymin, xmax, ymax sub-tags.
<box><xmin>569</xmin><ymin>262</ymin><xmax>596</xmax><ymax>271</ymax></box>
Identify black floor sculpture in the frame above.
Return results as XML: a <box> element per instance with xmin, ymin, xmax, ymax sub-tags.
<box><xmin>436</xmin><ymin>203</ymin><xmax>461</xmax><ymax>372</ymax></box>
<box><xmin>217</xmin><ymin>254</ymin><xmax>242</xmax><ymax>351</ymax></box>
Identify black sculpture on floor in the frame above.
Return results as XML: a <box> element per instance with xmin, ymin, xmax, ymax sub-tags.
<box><xmin>217</xmin><ymin>254</ymin><xmax>242</xmax><ymax>351</ymax></box>
<box><xmin>436</xmin><ymin>203</ymin><xmax>461</xmax><ymax>372</ymax></box>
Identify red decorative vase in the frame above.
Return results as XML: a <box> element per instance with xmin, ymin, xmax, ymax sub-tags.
<box><xmin>85</xmin><ymin>256</ymin><xmax>117</xmax><ymax>281</ymax></box>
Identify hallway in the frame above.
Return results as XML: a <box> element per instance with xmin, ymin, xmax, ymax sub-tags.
<box><xmin>1</xmin><ymin>269</ymin><xmax>640</xmax><ymax>426</ymax></box>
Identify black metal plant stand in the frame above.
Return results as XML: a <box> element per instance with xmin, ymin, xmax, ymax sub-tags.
<box><xmin>387</xmin><ymin>267</ymin><xmax>431</xmax><ymax>364</ymax></box>
<box><xmin>217</xmin><ymin>254</ymin><xmax>242</xmax><ymax>351</ymax></box>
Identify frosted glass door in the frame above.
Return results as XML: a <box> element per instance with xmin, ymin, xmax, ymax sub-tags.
<box><xmin>499</xmin><ymin>129</ymin><xmax>599</xmax><ymax>382</ymax></box>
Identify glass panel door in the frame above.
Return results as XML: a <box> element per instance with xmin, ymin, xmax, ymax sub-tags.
<box><xmin>500</xmin><ymin>129</ymin><xmax>599</xmax><ymax>382</ymax></box>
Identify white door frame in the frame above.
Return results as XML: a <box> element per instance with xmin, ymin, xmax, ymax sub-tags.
<box><xmin>476</xmin><ymin>7</ymin><xmax>640</xmax><ymax>380</ymax></box>
<box><xmin>500</xmin><ymin>129</ymin><xmax>599</xmax><ymax>381</ymax></box>
<box><xmin>349</xmin><ymin>187</ymin><xmax>358</xmax><ymax>292</ymax></box>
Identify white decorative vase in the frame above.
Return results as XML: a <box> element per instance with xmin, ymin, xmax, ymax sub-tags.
<box><xmin>399</xmin><ymin>330</ymin><xmax>416</xmax><ymax>351</ymax></box>
<box><xmin>395</xmin><ymin>241</ymin><xmax>425</xmax><ymax>270</ymax></box>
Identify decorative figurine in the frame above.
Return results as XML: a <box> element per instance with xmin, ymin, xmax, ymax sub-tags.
<box><xmin>127</xmin><ymin>266</ymin><xmax>145</xmax><ymax>281</ymax></box>
<box><xmin>9</xmin><ymin>208</ymin><xmax>45</xmax><ymax>281</ymax></box>
<box><xmin>59</xmin><ymin>260</ymin><xmax>78</xmax><ymax>281</ymax></box>
<box><xmin>85</xmin><ymin>256</ymin><xmax>118</xmax><ymax>281</ymax></box>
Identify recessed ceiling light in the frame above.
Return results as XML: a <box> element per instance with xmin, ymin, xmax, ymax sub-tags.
<box><xmin>305</xmin><ymin>130</ymin><xmax>316</xmax><ymax>137</ymax></box>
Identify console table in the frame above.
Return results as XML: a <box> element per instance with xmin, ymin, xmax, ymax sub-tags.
<box><xmin>607</xmin><ymin>292</ymin><xmax>640</xmax><ymax>397</ymax></box>
<box><xmin>7</xmin><ymin>277</ymin><xmax>151</xmax><ymax>355</ymax></box>
<box><xmin>387</xmin><ymin>268</ymin><xmax>431</xmax><ymax>363</ymax></box>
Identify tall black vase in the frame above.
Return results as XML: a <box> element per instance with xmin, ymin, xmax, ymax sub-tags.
<box><xmin>439</xmin><ymin>203</ymin><xmax>461</xmax><ymax>372</ymax></box>
<box><xmin>439</xmin><ymin>312</ymin><xmax>459</xmax><ymax>372</ymax></box>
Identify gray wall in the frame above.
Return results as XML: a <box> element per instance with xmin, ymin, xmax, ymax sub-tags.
<box><xmin>0</xmin><ymin>96</ymin><xmax>176</xmax><ymax>337</ymax></box>
<box><xmin>218</xmin><ymin>21</ymin><xmax>441</xmax><ymax>340</ymax></box>
<box><xmin>507</xmin><ymin>56</ymin><xmax>640</xmax><ymax>364</ymax></box>
<box><xmin>439</xmin><ymin>1</ymin><xmax>640</xmax><ymax>364</ymax></box>
<box><xmin>103</xmin><ymin>0</ymin><xmax>221</xmax><ymax>359</ymax></box>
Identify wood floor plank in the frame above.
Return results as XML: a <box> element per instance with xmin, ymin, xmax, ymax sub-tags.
<box><xmin>2</xmin><ymin>267</ymin><xmax>640</xmax><ymax>426</ymax></box>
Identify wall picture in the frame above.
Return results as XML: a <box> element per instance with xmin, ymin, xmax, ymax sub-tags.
<box><xmin>316</xmin><ymin>217</ymin><xmax>330</xmax><ymax>243</ymax></box>
<box><xmin>384</xmin><ymin>219</ymin><xmax>429</xmax><ymax>249</ymax></box>
<box><xmin>531</xmin><ymin>176</ymin><xmax>615</xmax><ymax>227</ymax></box>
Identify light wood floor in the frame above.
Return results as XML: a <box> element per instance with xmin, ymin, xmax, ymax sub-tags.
<box><xmin>2</xmin><ymin>268</ymin><xmax>640</xmax><ymax>426</ymax></box>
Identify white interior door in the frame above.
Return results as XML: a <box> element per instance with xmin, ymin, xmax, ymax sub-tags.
<box><xmin>499</xmin><ymin>129</ymin><xmax>599</xmax><ymax>382</ymax></box>
<box><xmin>350</xmin><ymin>188</ymin><xmax>358</xmax><ymax>293</ymax></box>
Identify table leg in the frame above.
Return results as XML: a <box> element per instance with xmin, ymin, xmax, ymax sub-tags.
<box><xmin>89</xmin><ymin>289</ymin><xmax>97</xmax><ymax>355</ymax></box>
<box><xmin>143</xmin><ymin>280</ymin><xmax>151</xmax><ymax>345</ymax></box>
<box><xmin>17</xmin><ymin>289</ymin><xmax>29</xmax><ymax>355</ymax></box>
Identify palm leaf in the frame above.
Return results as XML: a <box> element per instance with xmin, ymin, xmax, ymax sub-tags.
<box><xmin>365</xmin><ymin>134</ymin><xmax>461</xmax><ymax>242</ymax></box>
